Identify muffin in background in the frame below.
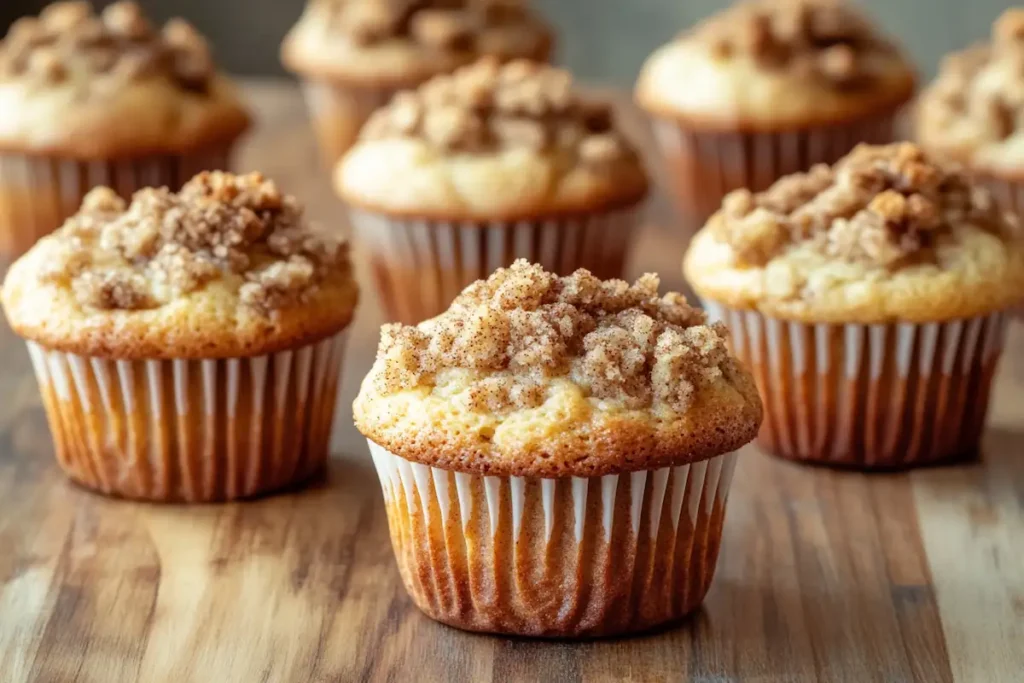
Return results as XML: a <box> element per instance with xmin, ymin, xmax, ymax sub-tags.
<box><xmin>1</xmin><ymin>172</ymin><xmax>358</xmax><ymax>502</ymax></box>
<box><xmin>685</xmin><ymin>143</ymin><xmax>1024</xmax><ymax>469</ymax></box>
<box><xmin>354</xmin><ymin>260</ymin><xmax>762</xmax><ymax>637</ymax></box>
<box><xmin>917</xmin><ymin>9</ymin><xmax>1024</xmax><ymax>213</ymax></box>
<box><xmin>0</xmin><ymin>1</ymin><xmax>251</xmax><ymax>264</ymax></box>
<box><xmin>636</xmin><ymin>0</ymin><xmax>915</xmax><ymax>231</ymax></box>
<box><xmin>281</xmin><ymin>0</ymin><xmax>553</xmax><ymax>166</ymax></box>
<box><xmin>336</xmin><ymin>57</ymin><xmax>649</xmax><ymax>324</ymax></box>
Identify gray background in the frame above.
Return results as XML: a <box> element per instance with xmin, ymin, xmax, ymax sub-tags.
<box><xmin>0</xmin><ymin>1</ymin><xmax>1018</xmax><ymax>84</ymax></box>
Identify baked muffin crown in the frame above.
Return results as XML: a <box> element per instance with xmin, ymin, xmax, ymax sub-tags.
<box><xmin>355</xmin><ymin>260</ymin><xmax>762</xmax><ymax>477</ymax></box>
<box><xmin>1</xmin><ymin>172</ymin><xmax>359</xmax><ymax>359</ymax></box>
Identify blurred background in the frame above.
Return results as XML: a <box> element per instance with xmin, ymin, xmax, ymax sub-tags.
<box><xmin>0</xmin><ymin>0</ymin><xmax>1020</xmax><ymax>84</ymax></box>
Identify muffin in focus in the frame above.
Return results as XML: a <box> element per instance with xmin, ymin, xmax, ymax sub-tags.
<box><xmin>354</xmin><ymin>260</ymin><xmax>762</xmax><ymax>637</ymax></box>
<box><xmin>337</xmin><ymin>57</ymin><xmax>649</xmax><ymax>324</ymax></box>
<box><xmin>917</xmin><ymin>9</ymin><xmax>1024</xmax><ymax>213</ymax></box>
<box><xmin>281</xmin><ymin>0</ymin><xmax>553</xmax><ymax>165</ymax></box>
<box><xmin>636</xmin><ymin>0</ymin><xmax>915</xmax><ymax>230</ymax></box>
<box><xmin>0</xmin><ymin>1</ymin><xmax>251</xmax><ymax>264</ymax></box>
<box><xmin>1</xmin><ymin>172</ymin><xmax>358</xmax><ymax>501</ymax></box>
<box><xmin>685</xmin><ymin>142</ymin><xmax>1024</xmax><ymax>468</ymax></box>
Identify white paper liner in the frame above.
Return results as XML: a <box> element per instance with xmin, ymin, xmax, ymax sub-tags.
<box><xmin>25</xmin><ymin>331</ymin><xmax>348</xmax><ymax>501</ymax></box>
<box><xmin>650</xmin><ymin>110</ymin><xmax>900</xmax><ymax>229</ymax></box>
<box><xmin>0</xmin><ymin>147</ymin><xmax>234</xmax><ymax>263</ymax></box>
<box><xmin>301</xmin><ymin>80</ymin><xmax>396</xmax><ymax>166</ymax></box>
<box><xmin>367</xmin><ymin>440</ymin><xmax>738</xmax><ymax>637</ymax></box>
<box><xmin>349</xmin><ymin>205</ymin><xmax>640</xmax><ymax>323</ymax></box>
<box><xmin>704</xmin><ymin>300</ymin><xmax>1007</xmax><ymax>468</ymax></box>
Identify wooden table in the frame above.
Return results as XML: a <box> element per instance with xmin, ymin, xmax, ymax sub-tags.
<box><xmin>1</xmin><ymin>82</ymin><xmax>1022</xmax><ymax>683</ymax></box>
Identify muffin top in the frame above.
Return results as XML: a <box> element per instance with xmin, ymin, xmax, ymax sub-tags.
<box><xmin>1</xmin><ymin>172</ymin><xmax>358</xmax><ymax>359</ymax></box>
<box><xmin>917</xmin><ymin>9</ymin><xmax>1024</xmax><ymax>174</ymax></box>
<box><xmin>0</xmin><ymin>1</ymin><xmax>250</xmax><ymax>157</ymax></box>
<box><xmin>354</xmin><ymin>260</ymin><xmax>762</xmax><ymax>477</ymax></box>
<box><xmin>281</xmin><ymin>0</ymin><xmax>552</xmax><ymax>86</ymax></box>
<box><xmin>684</xmin><ymin>143</ymin><xmax>1024</xmax><ymax>322</ymax></box>
<box><xmin>336</xmin><ymin>58</ymin><xmax>648</xmax><ymax>220</ymax></box>
<box><xmin>635</xmin><ymin>0</ymin><xmax>915</xmax><ymax>130</ymax></box>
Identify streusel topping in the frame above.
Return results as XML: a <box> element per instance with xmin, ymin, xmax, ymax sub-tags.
<box><xmin>372</xmin><ymin>260</ymin><xmax>741</xmax><ymax>413</ymax></box>
<box><xmin>919</xmin><ymin>9</ymin><xmax>1024</xmax><ymax>149</ymax></box>
<box><xmin>34</xmin><ymin>172</ymin><xmax>350</xmax><ymax>315</ymax></box>
<box><xmin>360</xmin><ymin>57</ymin><xmax>635</xmax><ymax>167</ymax></box>
<box><xmin>686</xmin><ymin>0</ymin><xmax>902</xmax><ymax>89</ymax></box>
<box><xmin>0</xmin><ymin>1</ymin><xmax>215</xmax><ymax>92</ymax></box>
<box><xmin>712</xmin><ymin>143</ymin><xmax>1015</xmax><ymax>269</ymax></box>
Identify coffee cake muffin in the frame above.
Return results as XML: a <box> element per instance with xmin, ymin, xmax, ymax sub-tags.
<box><xmin>281</xmin><ymin>0</ymin><xmax>553</xmax><ymax>165</ymax></box>
<box><xmin>636</xmin><ymin>0</ymin><xmax>915</xmax><ymax>230</ymax></box>
<box><xmin>354</xmin><ymin>260</ymin><xmax>762</xmax><ymax>637</ymax></box>
<box><xmin>1</xmin><ymin>172</ymin><xmax>358</xmax><ymax>501</ymax></box>
<box><xmin>917</xmin><ymin>9</ymin><xmax>1024</xmax><ymax>213</ymax></box>
<box><xmin>685</xmin><ymin>143</ymin><xmax>1024</xmax><ymax>468</ymax></box>
<box><xmin>337</xmin><ymin>57</ymin><xmax>649</xmax><ymax>323</ymax></box>
<box><xmin>0</xmin><ymin>2</ymin><xmax>250</xmax><ymax>264</ymax></box>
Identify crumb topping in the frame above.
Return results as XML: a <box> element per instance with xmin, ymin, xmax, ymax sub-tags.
<box><xmin>371</xmin><ymin>260</ymin><xmax>741</xmax><ymax>413</ymax></box>
<box><xmin>712</xmin><ymin>143</ymin><xmax>1016</xmax><ymax>269</ymax></box>
<box><xmin>685</xmin><ymin>0</ymin><xmax>903</xmax><ymax>89</ymax></box>
<box><xmin>34</xmin><ymin>172</ymin><xmax>350</xmax><ymax>315</ymax></box>
<box><xmin>309</xmin><ymin>0</ymin><xmax>545</xmax><ymax>51</ymax></box>
<box><xmin>360</xmin><ymin>57</ymin><xmax>636</xmax><ymax>168</ymax></box>
<box><xmin>919</xmin><ymin>9</ymin><xmax>1024</xmax><ymax>146</ymax></box>
<box><xmin>0</xmin><ymin>1</ymin><xmax>216</xmax><ymax>92</ymax></box>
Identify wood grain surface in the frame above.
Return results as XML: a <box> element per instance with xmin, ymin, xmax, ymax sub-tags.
<box><xmin>1</xmin><ymin>82</ymin><xmax>1023</xmax><ymax>683</ymax></box>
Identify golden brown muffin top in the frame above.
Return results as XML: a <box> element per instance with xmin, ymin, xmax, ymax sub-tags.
<box><xmin>686</xmin><ymin>0</ymin><xmax>901</xmax><ymax>89</ymax></box>
<box><xmin>711</xmin><ymin>143</ymin><xmax>1014</xmax><ymax>269</ymax></box>
<box><xmin>360</xmin><ymin>57</ymin><xmax>634</xmax><ymax>165</ymax></box>
<box><xmin>2</xmin><ymin>172</ymin><xmax>359</xmax><ymax>359</ymax></box>
<box><xmin>0</xmin><ymin>1</ymin><xmax>215</xmax><ymax>93</ymax></box>
<box><xmin>355</xmin><ymin>260</ymin><xmax>762</xmax><ymax>476</ymax></box>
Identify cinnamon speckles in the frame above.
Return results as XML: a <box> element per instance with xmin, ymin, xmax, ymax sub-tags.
<box><xmin>372</xmin><ymin>260</ymin><xmax>737</xmax><ymax>413</ymax></box>
<box><xmin>0</xmin><ymin>1</ymin><xmax>215</xmax><ymax>93</ymax></box>
<box><xmin>688</xmin><ymin>0</ymin><xmax>901</xmax><ymax>89</ymax></box>
<box><xmin>37</xmin><ymin>171</ymin><xmax>350</xmax><ymax>315</ymax></box>
<box><xmin>360</xmin><ymin>58</ymin><xmax>638</xmax><ymax>169</ymax></box>
<box><xmin>713</xmin><ymin>143</ymin><xmax>1015</xmax><ymax>269</ymax></box>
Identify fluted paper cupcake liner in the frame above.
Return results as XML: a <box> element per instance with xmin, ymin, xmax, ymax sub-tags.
<box><xmin>367</xmin><ymin>440</ymin><xmax>738</xmax><ymax>637</ymax></box>
<box><xmin>301</xmin><ymin>80</ymin><xmax>395</xmax><ymax>167</ymax></box>
<box><xmin>0</xmin><ymin>147</ymin><xmax>234</xmax><ymax>265</ymax></box>
<box><xmin>704</xmin><ymin>301</ymin><xmax>1007</xmax><ymax>468</ymax></box>
<box><xmin>25</xmin><ymin>331</ymin><xmax>348</xmax><ymax>502</ymax></box>
<box><xmin>349</xmin><ymin>205</ymin><xmax>640</xmax><ymax>323</ymax></box>
<box><xmin>650</xmin><ymin>110</ymin><xmax>901</xmax><ymax>231</ymax></box>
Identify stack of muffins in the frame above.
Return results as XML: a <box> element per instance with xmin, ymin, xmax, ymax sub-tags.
<box><xmin>1</xmin><ymin>0</ymin><xmax>1024</xmax><ymax>642</ymax></box>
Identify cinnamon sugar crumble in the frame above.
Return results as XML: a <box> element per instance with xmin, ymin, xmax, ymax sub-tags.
<box><xmin>920</xmin><ymin>9</ymin><xmax>1024</xmax><ymax>144</ymax></box>
<box><xmin>0</xmin><ymin>1</ymin><xmax>215</xmax><ymax>92</ymax></box>
<box><xmin>712</xmin><ymin>143</ymin><xmax>1014</xmax><ymax>269</ymax></box>
<box><xmin>373</xmin><ymin>260</ymin><xmax>740</xmax><ymax>413</ymax></box>
<box><xmin>361</xmin><ymin>58</ymin><xmax>638</xmax><ymax>169</ymax></box>
<box><xmin>688</xmin><ymin>0</ymin><xmax>902</xmax><ymax>88</ymax></box>
<box><xmin>36</xmin><ymin>172</ymin><xmax>350</xmax><ymax>314</ymax></box>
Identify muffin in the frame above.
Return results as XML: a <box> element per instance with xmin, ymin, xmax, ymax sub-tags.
<box><xmin>917</xmin><ymin>9</ymin><xmax>1024</xmax><ymax>213</ymax></box>
<box><xmin>684</xmin><ymin>143</ymin><xmax>1024</xmax><ymax>468</ymax></box>
<box><xmin>281</xmin><ymin>0</ymin><xmax>553</xmax><ymax>166</ymax></box>
<box><xmin>636</xmin><ymin>0</ymin><xmax>915</xmax><ymax>230</ymax></box>
<box><xmin>0</xmin><ymin>1</ymin><xmax>250</xmax><ymax>265</ymax></box>
<box><xmin>337</xmin><ymin>57</ymin><xmax>649</xmax><ymax>324</ymax></box>
<box><xmin>1</xmin><ymin>172</ymin><xmax>358</xmax><ymax>501</ymax></box>
<box><xmin>354</xmin><ymin>260</ymin><xmax>762</xmax><ymax>637</ymax></box>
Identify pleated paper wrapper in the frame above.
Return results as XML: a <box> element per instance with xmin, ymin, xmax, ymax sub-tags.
<box><xmin>649</xmin><ymin>108</ymin><xmax>901</xmax><ymax>232</ymax></box>
<box><xmin>25</xmin><ymin>331</ymin><xmax>348</xmax><ymax>502</ymax></box>
<box><xmin>301</xmin><ymin>80</ymin><xmax>395</xmax><ymax>167</ymax></box>
<box><xmin>0</xmin><ymin>146</ymin><xmax>234</xmax><ymax>265</ymax></box>
<box><xmin>704</xmin><ymin>301</ymin><xmax>1007</xmax><ymax>468</ymax></box>
<box><xmin>349</xmin><ymin>205</ymin><xmax>640</xmax><ymax>324</ymax></box>
<box><xmin>368</xmin><ymin>440</ymin><xmax>739</xmax><ymax>637</ymax></box>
